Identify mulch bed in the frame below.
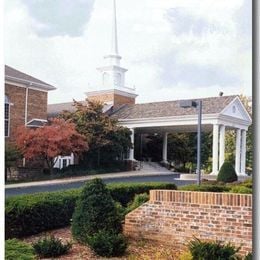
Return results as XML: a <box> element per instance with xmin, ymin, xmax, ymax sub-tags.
<box><xmin>22</xmin><ymin>227</ymin><xmax>182</xmax><ymax>259</ymax></box>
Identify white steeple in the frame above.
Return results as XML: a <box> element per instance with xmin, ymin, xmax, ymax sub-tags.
<box><xmin>111</xmin><ymin>0</ymin><xmax>118</xmax><ymax>55</ymax></box>
<box><xmin>97</xmin><ymin>0</ymin><xmax>135</xmax><ymax>94</ymax></box>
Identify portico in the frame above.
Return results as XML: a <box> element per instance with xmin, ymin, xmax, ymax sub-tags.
<box><xmin>112</xmin><ymin>96</ymin><xmax>252</xmax><ymax>176</ymax></box>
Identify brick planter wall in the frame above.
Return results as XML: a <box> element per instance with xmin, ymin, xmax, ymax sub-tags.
<box><xmin>124</xmin><ymin>190</ymin><xmax>252</xmax><ymax>255</ymax></box>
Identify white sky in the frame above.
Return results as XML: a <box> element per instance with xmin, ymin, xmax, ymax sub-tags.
<box><xmin>5</xmin><ymin>0</ymin><xmax>252</xmax><ymax>104</ymax></box>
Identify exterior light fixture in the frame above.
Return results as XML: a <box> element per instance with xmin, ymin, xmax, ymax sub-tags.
<box><xmin>180</xmin><ymin>99</ymin><xmax>202</xmax><ymax>185</ymax></box>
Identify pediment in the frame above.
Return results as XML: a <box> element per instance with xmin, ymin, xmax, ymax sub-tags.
<box><xmin>220</xmin><ymin>97</ymin><xmax>252</xmax><ymax>123</ymax></box>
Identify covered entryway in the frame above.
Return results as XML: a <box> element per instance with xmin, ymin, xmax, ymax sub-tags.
<box><xmin>112</xmin><ymin>95</ymin><xmax>251</xmax><ymax>176</ymax></box>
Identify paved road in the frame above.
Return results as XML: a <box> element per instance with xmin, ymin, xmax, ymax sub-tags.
<box><xmin>5</xmin><ymin>174</ymin><xmax>195</xmax><ymax>198</ymax></box>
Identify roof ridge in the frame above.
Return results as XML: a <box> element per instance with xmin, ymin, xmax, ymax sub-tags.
<box><xmin>133</xmin><ymin>95</ymin><xmax>238</xmax><ymax>106</ymax></box>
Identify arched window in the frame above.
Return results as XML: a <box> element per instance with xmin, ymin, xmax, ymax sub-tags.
<box><xmin>5</xmin><ymin>95</ymin><xmax>10</xmax><ymax>137</ymax></box>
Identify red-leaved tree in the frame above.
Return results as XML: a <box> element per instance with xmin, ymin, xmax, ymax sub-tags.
<box><xmin>16</xmin><ymin>118</ymin><xmax>88</xmax><ymax>173</ymax></box>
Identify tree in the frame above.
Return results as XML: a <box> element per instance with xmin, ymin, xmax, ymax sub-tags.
<box><xmin>5</xmin><ymin>144</ymin><xmax>22</xmax><ymax>181</ymax></box>
<box><xmin>61</xmin><ymin>99</ymin><xmax>132</xmax><ymax>167</ymax></box>
<box><xmin>15</xmin><ymin>118</ymin><xmax>88</xmax><ymax>173</ymax></box>
<box><xmin>72</xmin><ymin>179</ymin><xmax>127</xmax><ymax>257</ymax></box>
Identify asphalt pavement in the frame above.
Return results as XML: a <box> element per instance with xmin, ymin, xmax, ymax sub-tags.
<box><xmin>5</xmin><ymin>173</ymin><xmax>195</xmax><ymax>197</ymax></box>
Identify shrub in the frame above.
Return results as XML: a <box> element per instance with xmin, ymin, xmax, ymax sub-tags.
<box><xmin>32</xmin><ymin>235</ymin><xmax>72</xmax><ymax>258</ymax></box>
<box><xmin>5</xmin><ymin>239</ymin><xmax>35</xmax><ymax>260</ymax></box>
<box><xmin>72</xmin><ymin>179</ymin><xmax>128</xmax><ymax>257</ymax></box>
<box><xmin>126</xmin><ymin>193</ymin><xmax>149</xmax><ymax>214</ymax></box>
<box><xmin>6</xmin><ymin>182</ymin><xmax>176</xmax><ymax>238</ymax></box>
<box><xmin>5</xmin><ymin>189</ymin><xmax>80</xmax><ymax>239</ymax></box>
<box><xmin>229</xmin><ymin>186</ymin><xmax>252</xmax><ymax>194</ymax></box>
<box><xmin>217</xmin><ymin>161</ymin><xmax>238</xmax><ymax>183</ymax></box>
<box><xmin>87</xmin><ymin>230</ymin><xmax>127</xmax><ymax>257</ymax></box>
<box><xmin>240</xmin><ymin>178</ymin><xmax>253</xmax><ymax>189</ymax></box>
<box><xmin>108</xmin><ymin>182</ymin><xmax>176</xmax><ymax>206</ymax></box>
<box><xmin>179</xmin><ymin>184</ymin><xmax>230</xmax><ymax>193</ymax></box>
<box><xmin>188</xmin><ymin>237</ymin><xmax>240</xmax><ymax>260</ymax></box>
<box><xmin>72</xmin><ymin>179</ymin><xmax>122</xmax><ymax>243</ymax></box>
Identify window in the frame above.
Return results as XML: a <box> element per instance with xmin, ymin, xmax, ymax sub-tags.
<box><xmin>103</xmin><ymin>72</ymin><xmax>109</xmax><ymax>86</ymax></box>
<box><xmin>114</xmin><ymin>73</ymin><xmax>121</xmax><ymax>86</ymax></box>
<box><xmin>5</xmin><ymin>95</ymin><xmax>10</xmax><ymax>137</ymax></box>
<box><xmin>62</xmin><ymin>159</ymin><xmax>67</xmax><ymax>169</ymax></box>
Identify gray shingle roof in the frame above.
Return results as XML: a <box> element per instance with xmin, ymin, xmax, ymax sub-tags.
<box><xmin>48</xmin><ymin>101</ymin><xmax>113</xmax><ymax>118</ymax></box>
<box><xmin>5</xmin><ymin>65</ymin><xmax>56</xmax><ymax>91</ymax></box>
<box><xmin>110</xmin><ymin>95</ymin><xmax>237</xmax><ymax>120</ymax></box>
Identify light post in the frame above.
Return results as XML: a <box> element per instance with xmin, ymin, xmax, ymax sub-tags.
<box><xmin>180</xmin><ymin>100</ymin><xmax>202</xmax><ymax>185</ymax></box>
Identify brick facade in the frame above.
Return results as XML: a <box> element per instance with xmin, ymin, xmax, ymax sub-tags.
<box><xmin>88</xmin><ymin>92</ymin><xmax>135</xmax><ymax>106</ymax></box>
<box><xmin>5</xmin><ymin>83</ymin><xmax>48</xmax><ymax>142</ymax></box>
<box><xmin>124</xmin><ymin>190</ymin><xmax>252</xmax><ymax>256</ymax></box>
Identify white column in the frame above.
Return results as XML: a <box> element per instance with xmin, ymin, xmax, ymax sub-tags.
<box><xmin>219</xmin><ymin>125</ymin><xmax>226</xmax><ymax>170</ymax></box>
<box><xmin>129</xmin><ymin>128</ymin><xmax>135</xmax><ymax>160</ymax></box>
<box><xmin>212</xmin><ymin>124</ymin><xmax>219</xmax><ymax>175</ymax></box>
<box><xmin>162</xmin><ymin>132</ymin><xmax>168</xmax><ymax>163</ymax></box>
<box><xmin>240</xmin><ymin>130</ymin><xmax>247</xmax><ymax>175</ymax></box>
<box><xmin>235</xmin><ymin>129</ymin><xmax>241</xmax><ymax>175</ymax></box>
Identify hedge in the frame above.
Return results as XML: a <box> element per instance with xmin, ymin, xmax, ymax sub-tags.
<box><xmin>108</xmin><ymin>182</ymin><xmax>177</xmax><ymax>206</ymax></box>
<box><xmin>179</xmin><ymin>184</ymin><xmax>231</xmax><ymax>193</ymax></box>
<box><xmin>5</xmin><ymin>182</ymin><xmax>177</xmax><ymax>239</ymax></box>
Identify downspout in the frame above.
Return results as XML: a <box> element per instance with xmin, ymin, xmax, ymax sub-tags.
<box><xmin>23</xmin><ymin>84</ymin><xmax>29</xmax><ymax>167</ymax></box>
<box><xmin>24</xmin><ymin>85</ymin><xmax>29</xmax><ymax>124</ymax></box>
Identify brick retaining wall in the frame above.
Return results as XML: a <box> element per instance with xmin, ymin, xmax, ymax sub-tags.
<box><xmin>124</xmin><ymin>190</ymin><xmax>252</xmax><ymax>255</ymax></box>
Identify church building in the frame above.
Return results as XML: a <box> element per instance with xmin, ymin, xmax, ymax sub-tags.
<box><xmin>48</xmin><ymin>0</ymin><xmax>252</xmax><ymax>175</ymax></box>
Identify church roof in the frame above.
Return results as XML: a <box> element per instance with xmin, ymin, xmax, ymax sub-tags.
<box><xmin>48</xmin><ymin>101</ymin><xmax>113</xmax><ymax>118</ymax></box>
<box><xmin>110</xmin><ymin>95</ymin><xmax>238</xmax><ymax>120</ymax></box>
<box><xmin>5</xmin><ymin>65</ymin><xmax>56</xmax><ymax>91</ymax></box>
<box><xmin>48</xmin><ymin>95</ymin><xmax>238</xmax><ymax>120</ymax></box>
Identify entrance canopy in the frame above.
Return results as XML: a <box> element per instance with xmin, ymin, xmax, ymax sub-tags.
<box><xmin>111</xmin><ymin>95</ymin><xmax>252</xmax><ymax>176</ymax></box>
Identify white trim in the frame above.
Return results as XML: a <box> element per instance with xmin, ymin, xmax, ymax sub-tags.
<box><xmin>212</xmin><ymin>124</ymin><xmax>219</xmax><ymax>175</ymax></box>
<box><xmin>26</xmin><ymin>118</ymin><xmax>48</xmax><ymax>128</ymax></box>
<box><xmin>5</xmin><ymin>80</ymin><xmax>49</xmax><ymax>93</ymax></box>
<box><xmin>5</xmin><ymin>75</ymin><xmax>56</xmax><ymax>90</ymax></box>
<box><xmin>235</xmin><ymin>129</ymin><xmax>241</xmax><ymax>174</ymax></box>
<box><xmin>220</xmin><ymin>96</ymin><xmax>252</xmax><ymax>123</ymax></box>
<box><xmin>219</xmin><ymin>125</ymin><xmax>225</xmax><ymax>169</ymax></box>
<box><xmin>4</xmin><ymin>102</ymin><xmax>10</xmax><ymax>138</ymax></box>
<box><xmin>97</xmin><ymin>65</ymin><xmax>127</xmax><ymax>72</ymax></box>
<box><xmin>86</xmin><ymin>88</ymin><xmax>137</xmax><ymax>98</ymax></box>
<box><xmin>118</xmin><ymin>113</ymin><xmax>250</xmax><ymax>130</ymax></box>
<box><xmin>25</xmin><ymin>87</ymin><xmax>28</xmax><ymax>124</ymax></box>
<box><xmin>27</xmin><ymin>118</ymin><xmax>48</xmax><ymax>124</ymax></box>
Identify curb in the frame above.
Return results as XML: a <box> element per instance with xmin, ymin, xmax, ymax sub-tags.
<box><xmin>5</xmin><ymin>171</ymin><xmax>176</xmax><ymax>189</ymax></box>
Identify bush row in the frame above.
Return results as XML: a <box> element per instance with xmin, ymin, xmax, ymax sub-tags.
<box><xmin>179</xmin><ymin>179</ymin><xmax>252</xmax><ymax>194</ymax></box>
<box><xmin>5</xmin><ymin>182</ymin><xmax>177</xmax><ymax>239</ymax></box>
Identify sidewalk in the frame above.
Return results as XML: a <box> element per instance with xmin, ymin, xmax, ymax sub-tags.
<box><xmin>5</xmin><ymin>170</ymin><xmax>176</xmax><ymax>189</ymax></box>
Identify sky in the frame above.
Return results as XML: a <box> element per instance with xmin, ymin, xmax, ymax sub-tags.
<box><xmin>5</xmin><ymin>0</ymin><xmax>252</xmax><ymax>104</ymax></box>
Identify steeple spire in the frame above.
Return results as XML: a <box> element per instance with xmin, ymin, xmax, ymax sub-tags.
<box><xmin>111</xmin><ymin>0</ymin><xmax>118</xmax><ymax>55</ymax></box>
<box><xmin>96</xmin><ymin>0</ymin><xmax>136</xmax><ymax>95</ymax></box>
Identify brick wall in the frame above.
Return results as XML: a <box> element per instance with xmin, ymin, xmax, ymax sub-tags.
<box><xmin>5</xmin><ymin>84</ymin><xmax>48</xmax><ymax>142</ymax></box>
<box><xmin>88</xmin><ymin>93</ymin><xmax>135</xmax><ymax>106</ymax></box>
<box><xmin>124</xmin><ymin>190</ymin><xmax>252</xmax><ymax>255</ymax></box>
